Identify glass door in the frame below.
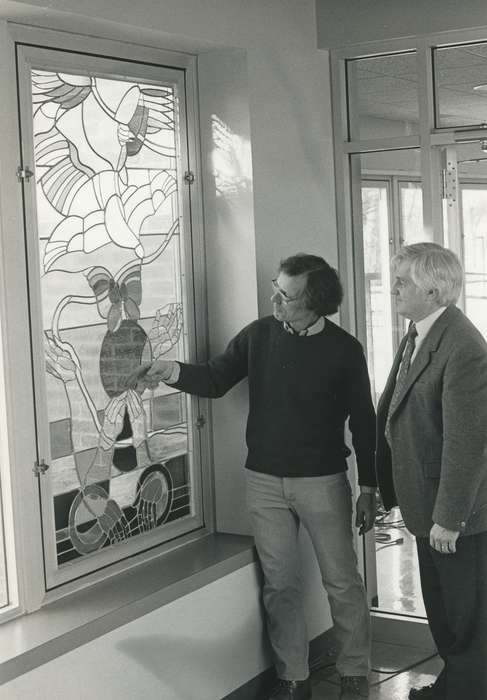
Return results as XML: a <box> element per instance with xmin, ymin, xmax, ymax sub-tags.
<box><xmin>333</xmin><ymin>25</ymin><xmax>487</xmax><ymax>626</ymax></box>
<box><xmin>353</xmin><ymin>150</ymin><xmax>427</xmax><ymax>616</ymax></box>
<box><xmin>17</xmin><ymin>44</ymin><xmax>205</xmax><ymax>588</ymax></box>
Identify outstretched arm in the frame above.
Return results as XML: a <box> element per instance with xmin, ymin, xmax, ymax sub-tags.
<box><xmin>127</xmin><ymin>323</ymin><xmax>252</xmax><ymax>398</ymax></box>
<box><xmin>126</xmin><ymin>359</ymin><xmax>178</xmax><ymax>390</ymax></box>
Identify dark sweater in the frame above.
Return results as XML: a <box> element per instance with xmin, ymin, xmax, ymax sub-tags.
<box><xmin>173</xmin><ymin>315</ymin><xmax>376</xmax><ymax>484</ymax></box>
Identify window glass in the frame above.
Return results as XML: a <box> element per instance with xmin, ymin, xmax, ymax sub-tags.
<box><xmin>19</xmin><ymin>50</ymin><xmax>204</xmax><ymax>588</ymax></box>
<box><xmin>399</xmin><ymin>181</ymin><xmax>424</xmax><ymax>244</ymax></box>
<box><xmin>361</xmin><ymin>180</ymin><xmax>393</xmax><ymax>404</ymax></box>
<box><xmin>461</xmin><ymin>186</ymin><xmax>487</xmax><ymax>339</ymax></box>
<box><xmin>347</xmin><ymin>52</ymin><xmax>419</xmax><ymax>141</ymax></box>
<box><xmin>434</xmin><ymin>42</ymin><xmax>487</xmax><ymax>129</ymax></box>
<box><xmin>354</xmin><ymin>150</ymin><xmax>423</xmax><ymax>404</ymax></box>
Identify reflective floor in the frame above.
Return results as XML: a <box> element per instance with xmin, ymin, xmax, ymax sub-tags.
<box><xmin>309</xmin><ymin>509</ymin><xmax>434</xmax><ymax>697</ymax></box>
<box><xmin>373</xmin><ymin>507</ymin><xmax>426</xmax><ymax>617</ymax></box>
<box><xmin>310</xmin><ymin>642</ymin><xmax>443</xmax><ymax>699</ymax></box>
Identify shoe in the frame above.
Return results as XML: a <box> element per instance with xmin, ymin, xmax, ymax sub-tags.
<box><xmin>268</xmin><ymin>678</ymin><xmax>312</xmax><ymax>699</ymax></box>
<box><xmin>339</xmin><ymin>675</ymin><xmax>369</xmax><ymax>698</ymax></box>
<box><xmin>408</xmin><ymin>683</ymin><xmax>442</xmax><ymax>699</ymax></box>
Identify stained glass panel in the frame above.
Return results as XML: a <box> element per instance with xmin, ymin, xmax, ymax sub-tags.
<box><xmin>30</xmin><ymin>69</ymin><xmax>194</xmax><ymax>567</ymax></box>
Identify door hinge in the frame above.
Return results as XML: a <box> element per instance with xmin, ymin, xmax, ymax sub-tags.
<box><xmin>195</xmin><ymin>414</ymin><xmax>206</xmax><ymax>429</ymax></box>
<box><xmin>33</xmin><ymin>458</ymin><xmax>50</xmax><ymax>477</ymax></box>
<box><xmin>184</xmin><ymin>171</ymin><xmax>195</xmax><ymax>185</ymax></box>
<box><xmin>17</xmin><ymin>165</ymin><xmax>34</xmax><ymax>182</ymax></box>
<box><xmin>441</xmin><ymin>162</ymin><xmax>457</xmax><ymax>207</ymax></box>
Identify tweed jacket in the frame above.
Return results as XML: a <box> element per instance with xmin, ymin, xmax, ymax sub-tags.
<box><xmin>376</xmin><ymin>305</ymin><xmax>487</xmax><ymax>537</ymax></box>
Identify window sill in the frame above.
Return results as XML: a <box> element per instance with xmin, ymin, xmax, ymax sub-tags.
<box><xmin>0</xmin><ymin>533</ymin><xmax>256</xmax><ymax>685</ymax></box>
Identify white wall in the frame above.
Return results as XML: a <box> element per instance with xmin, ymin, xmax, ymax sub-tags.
<box><xmin>198</xmin><ymin>48</ymin><xmax>257</xmax><ymax>535</ymax></box>
<box><xmin>0</xmin><ymin>0</ymin><xmax>338</xmax><ymax>695</ymax></box>
<box><xmin>2</xmin><ymin>547</ymin><xmax>330</xmax><ymax>699</ymax></box>
<box><xmin>316</xmin><ymin>0</ymin><xmax>487</xmax><ymax>48</ymax></box>
<box><xmin>1</xmin><ymin>565</ymin><xmax>268</xmax><ymax>700</ymax></box>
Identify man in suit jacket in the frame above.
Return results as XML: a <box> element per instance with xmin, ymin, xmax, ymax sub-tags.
<box><xmin>128</xmin><ymin>253</ymin><xmax>377</xmax><ymax>700</ymax></box>
<box><xmin>376</xmin><ymin>242</ymin><xmax>487</xmax><ymax>700</ymax></box>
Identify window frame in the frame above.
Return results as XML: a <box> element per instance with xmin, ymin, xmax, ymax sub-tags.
<box><xmin>432</xmin><ymin>40</ymin><xmax>487</xmax><ymax>131</ymax></box>
<box><xmin>345</xmin><ymin>50</ymin><xmax>421</xmax><ymax>142</ymax></box>
<box><xmin>0</xmin><ymin>24</ymin><xmax>213</xmax><ymax>618</ymax></box>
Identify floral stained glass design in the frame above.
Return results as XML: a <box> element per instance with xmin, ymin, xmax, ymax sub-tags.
<box><xmin>31</xmin><ymin>70</ymin><xmax>192</xmax><ymax>565</ymax></box>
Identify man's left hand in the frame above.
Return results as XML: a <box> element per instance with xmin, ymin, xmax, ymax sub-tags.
<box><xmin>430</xmin><ymin>523</ymin><xmax>460</xmax><ymax>554</ymax></box>
<box><xmin>355</xmin><ymin>493</ymin><xmax>376</xmax><ymax>535</ymax></box>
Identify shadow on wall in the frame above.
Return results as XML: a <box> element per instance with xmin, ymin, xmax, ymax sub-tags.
<box><xmin>115</xmin><ymin>613</ymin><xmax>270</xmax><ymax>699</ymax></box>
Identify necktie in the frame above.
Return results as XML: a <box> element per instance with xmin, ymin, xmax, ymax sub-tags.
<box><xmin>385</xmin><ymin>323</ymin><xmax>417</xmax><ymax>442</ymax></box>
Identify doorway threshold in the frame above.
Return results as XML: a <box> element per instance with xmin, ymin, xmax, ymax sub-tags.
<box><xmin>372</xmin><ymin>610</ymin><xmax>436</xmax><ymax>653</ymax></box>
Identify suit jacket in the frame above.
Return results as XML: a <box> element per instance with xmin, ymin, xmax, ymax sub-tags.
<box><xmin>376</xmin><ymin>305</ymin><xmax>487</xmax><ymax>537</ymax></box>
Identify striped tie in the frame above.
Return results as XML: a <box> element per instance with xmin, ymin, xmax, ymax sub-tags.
<box><xmin>385</xmin><ymin>323</ymin><xmax>417</xmax><ymax>443</ymax></box>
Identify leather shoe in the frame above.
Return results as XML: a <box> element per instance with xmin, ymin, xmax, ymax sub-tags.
<box><xmin>268</xmin><ymin>678</ymin><xmax>312</xmax><ymax>699</ymax></box>
<box><xmin>340</xmin><ymin>675</ymin><xmax>369</xmax><ymax>698</ymax></box>
<box><xmin>408</xmin><ymin>683</ymin><xmax>442</xmax><ymax>699</ymax></box>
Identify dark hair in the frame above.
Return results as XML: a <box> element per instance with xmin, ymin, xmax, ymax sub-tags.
<box><xmin>278</xmin><ymin>253</ymin><xmax>343</xmax><ymax>316</ymax></box>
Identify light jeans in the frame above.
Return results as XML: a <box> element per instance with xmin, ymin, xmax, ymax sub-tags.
<box><xmin>245</xmin><ymin>468</ymin><xmax>371</xmax><ymax>681</ymax></box>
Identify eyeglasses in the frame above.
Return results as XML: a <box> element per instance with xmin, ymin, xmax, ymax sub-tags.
<box><xmin>271</xmin><ymin>278</ymin><xmax>303</xmax><ymax>303</ymax></box>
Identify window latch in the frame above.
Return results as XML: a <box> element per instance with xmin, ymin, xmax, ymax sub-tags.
<box><xmin>184</xmin><ymin>171</ymin><xmax>195</xmax><ymax>185</ymax></box>
<box><xmin>17</xmin><ymin>165</ymin><xmax>34</xmax><ymax>182</ymax></box>
<box><xmin>195</xmin><ymin>414</ymin><xmax>206</xmax><ymax>429</ymax></box>
<box><xmin>33</xmin><ymin>458</ymin><xmax>50</xmax><ymax>477</ymax></box>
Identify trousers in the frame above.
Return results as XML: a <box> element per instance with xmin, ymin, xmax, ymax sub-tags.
<box><xmin>245</xmin><ymin>468</ymin><xmax>371</xmax><ymax>680</ymax></box>
<box><xmin>416</xmin><ymin>532</ymin><xmax>487</xmax><ymax>700</ymax></box>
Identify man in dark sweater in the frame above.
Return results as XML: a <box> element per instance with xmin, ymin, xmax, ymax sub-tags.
<box><xmin>128</xmin><ymin>254</ymin><xmax>377</xmax><ymax>700</ymax></box>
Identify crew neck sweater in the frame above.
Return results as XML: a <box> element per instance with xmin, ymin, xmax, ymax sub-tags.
<box><xmin>173</xmin><ymin>315</ymin><xmax>376</xmax><ymax>484</ymax></box>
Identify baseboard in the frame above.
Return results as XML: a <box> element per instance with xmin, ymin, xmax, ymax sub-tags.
<box><xmin>223</xmin><ymin>628</ymin><xmax>336</xmax><ymax>700</ymax></box>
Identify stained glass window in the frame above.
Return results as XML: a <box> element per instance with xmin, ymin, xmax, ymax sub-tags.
<box><xmin>27</xmin><ymin>65</ymin><xmax>199</xmax><ymax>579</ymax></box>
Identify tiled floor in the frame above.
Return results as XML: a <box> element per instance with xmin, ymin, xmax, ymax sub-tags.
<box><xmin>310</xmin><ymin>641</ymin><xmax>443</xmax><ymax>699</ymax></box>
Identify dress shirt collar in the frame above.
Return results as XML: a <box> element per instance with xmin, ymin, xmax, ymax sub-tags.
<box><xmin>283</xmin><ymin>316</ymin><xmax>325</xmax><ymax>336</ymax></box>
<box><xmin>413</xmin><ymin>306</ymin><xmax>447</xmax><ymax>345</ymax></box>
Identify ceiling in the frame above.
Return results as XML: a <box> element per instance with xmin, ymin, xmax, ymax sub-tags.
<box><xmin>353</xmin><ymin>43</ymin><xmax>487</xmax><ymax>130</ymax></box>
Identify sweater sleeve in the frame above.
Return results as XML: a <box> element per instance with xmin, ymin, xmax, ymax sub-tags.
<box><xmin>345</xmin><ymin>342</ymin><xmax>377</xmax><ymax>488</ymax></box>
<box><xmin>171</xmin><ymin>324</ymin><xmax>250</xmax><ymax>398</ymax></box>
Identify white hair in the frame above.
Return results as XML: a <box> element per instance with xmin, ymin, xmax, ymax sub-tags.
<box><xmin>392</xmin><ymin>242</ymin><xmax>463</xmax><ymax>305</ymax></box>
